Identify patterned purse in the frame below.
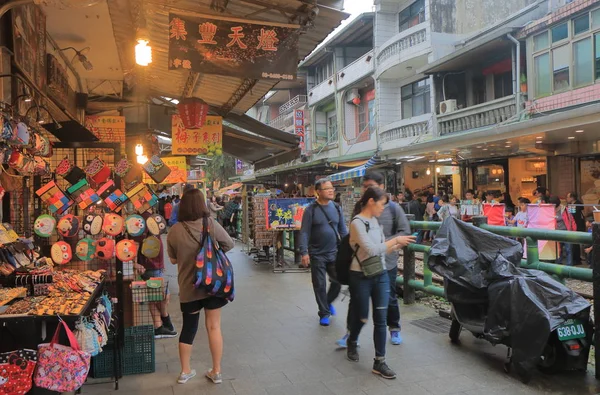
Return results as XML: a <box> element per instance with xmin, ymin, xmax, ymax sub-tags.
<box><xmin>0</xmin><ymin>349</ymin><xmax>37</xmax><ymax>395</ymax></box>
<box><xmin>56</xmin><ymin>158</ymin><xmax>86</xmax><ymax>185</ymax></box>
<box><xmin>31</xmin><ymin>133</ymin><xmax>52</xmax><ymax>157</ymax></box>
<box><xmin>67</xmin><ymin>179</ymin><xmax>100</xmax><ymax>210</ymax></box>
<box><xmin>125</xmin><ymin>183</ymin><xmax>158</xmax><ymax>214</ymax></box>
<box><xmin>142</xmin><ymin>155</ymin><xmax>171</xmax><ymax>183</ymax></box>
<box><xmin>35</xmin><ymin>181</ymin><xmax>73</xmax><ymax>214</ymax></box>
<box><xmin>97</xmin><ymin>180</ymin><xmax>128</xmax><ymax>212</ymax></box>
<box><xmin>114</xmin><ymin>158</ymin><xmax>141</xmax><ymax>190</ymax></box>
<box><xmin>7</xmin><ymin>122</ymin><xmax>30</xmax><ymax>146</ymax></box>
<box><xmin>85</xmin><ymin>157</ymin><xmax>111</xmax><ymax>187</ymax></box>
<box><xmin>34</xmin><ymin>321</ymin><xmax>91</xmax><ymax>393</ymax></box>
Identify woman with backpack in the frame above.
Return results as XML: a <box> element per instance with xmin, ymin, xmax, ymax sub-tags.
<box><xmin>346</xmin><ymin>187</ymin><xmax>415</xmax><ymax>379</ymax></box>
<box><xmin>167</xmin><ymin>188</ymin><xmax>235</xmax><ymax>385</ymax></box>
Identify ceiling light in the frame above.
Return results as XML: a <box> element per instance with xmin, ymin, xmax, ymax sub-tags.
<box><xmin>135</xmin><ymin>39</ymin><xmax>152</xmax><ymax>66</ymax></box>
<box><xmin>436</xmin><ymin>167</ymin><xmax>441</xmax><ymax>173</ymax></box>
<box><xmin>406</xmin><ymin>156</ymin><xmax>425</xmax><ymax>162</ymax></box>
<box><xmin>429</xmin><ymin>159</ymin><xmax>435</xmax><ymax>163</ymax></box>
<box><xmin>505</xmin><ymin>141</ymin><xmax>511</xmax><ymax>144</ymax></box>
<box><xmin>426</xmin><ymin>168</ymin><xmax>431</xmax><ymax>175</ymax></box>
<box><xmin>136</xmin><ymin>155</ymin><xmax>148</xmax><ymax>165</ymax></box>
<box><xmin>575</xmin><ymin>130</ymin><xmax>584</xmax><ymax>133</ymax></box>
<box><xmin>568</xmin><ymin>136</ymin><xmax>575</xmax><ymax>140</ymax></box>
<box><xmin>535</xmin><ymin>140</ymin><xmax>542</xmax><ymax>143</ymax></box>
<box><xmin>135</xmin><ymin>144</ymin><xmax>144</xmax><ymax>156</ymax></box>
<box><xmin>476</xmin><ymin>146</ymin><xmax>482</xmax><ymax>149</ymax></box>
<box><xmin>536</xmin><ymin>136</ymin><xmax>543</xmax><ymax>139</ymax></box>
<box><xmin>482</xmin><ymin>148</ymin><xmax>488</xmax><ymax>151</ymax></box>
<box><xmin>505</xmin><ymin>145</ymin><xmax>511</xmax><ymax>148</ymax></box>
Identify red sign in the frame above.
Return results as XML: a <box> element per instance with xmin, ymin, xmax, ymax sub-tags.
<box><xmin>294</xmin><ymin>109</ymin><xmax>305</xmax><ymax>152</ymax></box>
<box><xmin>177</xmin><ymin>98</ymin><xmax>209</xmax><ymax>129</ymax></box>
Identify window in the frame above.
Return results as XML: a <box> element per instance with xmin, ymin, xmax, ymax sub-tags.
<box><xmin>327</xmin><ymin>113</ymin><xmax>337</xmax><ymax>143</ymax></box>
<box><xmin>534</xmin><ymin>53</ymin><xmax>551</xmax><ymax>97</ymax></box>
<box><xmin>574</xmin><ymin>15</ymin><xmax>590</xmax><ymax>35</ymax></box>
<box><xmin>534</xmin><ymin>32</ymin><xmax>549</xmax><ymax>51</ymax></box>
<box><xmin>595</xmin><ymin>33</ymin><xmax>600</xmax><ymax>79</ymax></box>
<box><xmin>574</xmin><ymin>37</ymin><xmax>593</xmax><ymax>86</ymax></box>
<box><xmin>399</xmin><ymin>0</ymin><xmax>425</xmax><ymax>32</ymax></box>
<box><xmin>592</xmin><ymin>9</ymin><xmax>600</xmax><ymax>28</ymax></box>
<box><xmin>401</xmin><ymin>78</ymin><xmax>430</xmax><ymax>119</ymax></box>
<box><xmin>494</xmin><ymin>72</ymin><xmax>513</xmax><ymax>99</ymax></box>
<box><xmin>552</xmin><ymin>23</ymin><xmax>568</xmax><ymax>42</ymax></box>
<box><xmin>552</xmin><ymin>45</ymin><xmax>570</xmax><ymax>91</ymax></box>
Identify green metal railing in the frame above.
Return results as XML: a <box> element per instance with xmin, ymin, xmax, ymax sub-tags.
<box><xmin>397</xmin><ymin>217</ymin><xmax>594</xmax><ymax>302</ymax></box>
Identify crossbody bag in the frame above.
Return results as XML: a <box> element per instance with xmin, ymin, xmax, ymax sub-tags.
<box><xmin>314</xmin><ymin>202</ymin><xmax>342</xmax><ymax>245</ymax></box>
<box><xmin>353</xmin><ymin>218</ymin><xmax>385</xmax><ymax>278</ymax></box>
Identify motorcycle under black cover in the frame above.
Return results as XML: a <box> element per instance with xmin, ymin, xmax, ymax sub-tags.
<box><xmin>429</xmin><ymin>217</ymin><xmax>591</xmax><ymax>362</ymax></box>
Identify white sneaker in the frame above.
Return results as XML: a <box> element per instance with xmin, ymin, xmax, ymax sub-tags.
<box><xmin>206</xmin><ymin>369</ymin><xmax>222</xmax><ymax>384</ymax></box>
<box><xmin>177</xmin><ymin>369</ymin><xmax>197</xmax><ymax>384</ymax></box>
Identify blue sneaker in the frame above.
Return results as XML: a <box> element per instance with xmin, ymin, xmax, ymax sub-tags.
<box><xmin>390</xmin><ymin>331</ymin><xmax>403</xmax><ymax>345</ymax></box>
<box><xmin>329</xmin><ymin>304</ymin><xmax>336</xmax><ymax>316</ymax></box>
<box><xmin>336</xmin><ymin>333</ymin><xmax>348</xmax><ymax>348</ymax></box>
<box><xmin>320</xmin><ymin>316</ymin><xmax>330</xmax><ymax>326</ymax></box>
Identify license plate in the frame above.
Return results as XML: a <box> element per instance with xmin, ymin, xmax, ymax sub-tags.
<box><xmin>557</xmin><ymin>319</ymin><xmax>586</xmax><ymax>341</ymax></box>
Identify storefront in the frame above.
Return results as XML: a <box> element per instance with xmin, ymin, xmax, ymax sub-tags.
<box><xmin>402</xmin><ymin>161</ymin><xmax>461</xmax><ymax>197</ymax></box>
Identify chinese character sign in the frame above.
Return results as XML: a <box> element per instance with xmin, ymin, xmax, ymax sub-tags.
<box><xmin>294</xmin><ymin>109</ymin><xmax>305</xmax><ymax>152</ymax></box>
<box><xmin>235</xmin><ymin>159</ymin><xmax>244</xmax><ymax>175</ymax></box>
<box><xmin>168</xmin><ymin>13</ymin><xmax>299</xmax><ymax>80</ymax></box>
<box><xmin>84</xmin><ymin>115</ymin><xmax>126</xmax><ymax>155</ymax></box>
<box><xmin>143</xmin><ymin>156</ymin><xmax>188</xmax><ymax>185</ymax></box>
<box><xmin>172</xmin><ymin>114</ymin><xmax>223</xmax><ymax>156</ymax></box>
<box><xmin>266</xmin><ymin>198</ymin><xmax>315</xmax><ymax>230</ymax></box>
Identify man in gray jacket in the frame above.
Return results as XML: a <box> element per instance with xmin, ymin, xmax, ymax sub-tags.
<box><xmin>337</xmin><ymin>171</ymin><xmax>411</xmax><ymax>347</ymax></box>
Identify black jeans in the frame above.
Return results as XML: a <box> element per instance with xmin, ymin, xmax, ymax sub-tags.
<box><xmin>387</xmin><ymin>267</ymin><xmax>401</xmax><ymax>331</ymax></box>
<box><xmin>310</xmin><ymin>257</ymin><xmax>341</xmax><ymax>318</ymax></box>
<box><xmin>348</xmin><ymin>271</ymin><xmax>389</xmax><ymax>358</ymax></box>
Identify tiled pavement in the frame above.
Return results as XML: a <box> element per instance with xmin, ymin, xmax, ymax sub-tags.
<box><xmin>83</xmin><ymin>243</ymin><xmax>600</xmax><ymax>395</ymax></box>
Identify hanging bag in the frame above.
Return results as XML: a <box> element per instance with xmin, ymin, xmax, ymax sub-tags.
<box><xmin>182</xmin><ymin>218</ymin><xmax>235</xmax><ymax>301</ymax></box>
<box><xmin>34</xmin><ymin>320</ymin><xmax>91</xmax><ymax>393</ymax></box>
<box><xmin>56</xmin><ymin>158</ymin><xmax>86</xmax><ymax>185</ymax></box>
<box><xmin>73</xmin><ymin>319</ymin><xmax>101</xmax><ymax>357</ymax></box>
<box><xmin>84</xmin><ymin>157</ymin><xmax>111</xmax><ymax>187</ymax></box>
<box><xmin>114</xmin><ymin>158</ymin><xmax>141</xmax><ymax>190</ymax></box>
<box><xmin>67</xmin><ymin>179</ymin><xmax>100</xmax><ymax>210</ymax></box>
<box><xmin>142</xmin><ymin>155</ymin><xmax>171</xmax><ymax>184</ymax></box>
<box><xmin>35</xmin><ymin>181</ymin><xmax>73</xmax><ymax>214</ymax></box>
<box><xmin>0</xmin><ymin>349</ymin><xmax>37</xmax><ymax>395</ymax></box>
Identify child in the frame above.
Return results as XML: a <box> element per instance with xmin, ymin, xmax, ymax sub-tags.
<box><xmin>584</xmin><ymin>216</ymin><xmax>593</xmax><ymax>267</ymax></box>
<box><xmin>505</xmin><ymin>206</ymin><xmax>516</xmax><ymax>227</ymax></box>
<box><xmin>514</xmin><ymin>197</ymin><xmax>530</xmax><ymax>228</ymax></box>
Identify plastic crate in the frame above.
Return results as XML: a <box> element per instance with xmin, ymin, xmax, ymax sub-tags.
<box><xmin>91</xmin><ymin>325</ymin><xmax>155</xmax><ymax>378</ymax></box>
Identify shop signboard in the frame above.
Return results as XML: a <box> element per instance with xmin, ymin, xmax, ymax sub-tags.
<box><xmin>172</xmin><ymin>114</ymin><xmax>222</xmax><ymax>156</ymax></box>
<box><xmin>84</xmin><ymin>116</ymin><xmax>126</xmax><ymax>155</ymax></box>
<box><xmin>266</xmin><ymin>198</ymin><xmax>315</xmax><ymax>230</ymax></box>
<box><xmin>168</xmin><ymin>13</ymin><xmax>299</xmax><ymax>80</ymax></box>
<box><xmin>143</xmin><ymin>156</ymin><xmax>188</xmax><ymax>185</ymax></box>
<box><xmin>12</xmin><ymin>4</ymin><xmax>46</xmax><ymax>91</ymax></box>
<box><xmin>294</xmin><ymin>109</ymin><xmax>305</xmax><ymax>151</ymax></box>
<box><xmin>235</xmin><ymin>159</ymin><xmax>244</xmax><ymax>175</ymax></box>
<box><xmin>46</xmin><ymin>54</ymin><xmax>69</xmax><ymax>110</ymax></box>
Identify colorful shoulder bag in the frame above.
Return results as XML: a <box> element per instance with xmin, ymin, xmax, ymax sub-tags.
<box><xmin>35</xmin><ymin>181</ymin><xmax>73</xmax><ymax>214</ymax></box>
<box><xmin>84</xmin><ymin>157</ymin><xmax>111</xmax><ymax>187</ymax></box>
<box><xmin>56</xmin><ymin>158</ymin><xmax>86</xmax><ymax>185</ymax></box>
<box><xmin>142</xmin><ymin>155</ymin><xmax>171</xmax><ymax>183</ymax></box>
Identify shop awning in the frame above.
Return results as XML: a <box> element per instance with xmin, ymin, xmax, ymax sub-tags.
<box><xmin>329</xmin><ymin>155</ymin><xmax>385</xmax><ymax>182</ymax></box>
<box><xmin>219</xmin><ymin>183</ymin><xmax>242</xmax><ymax>193</ymax></box>
<box><xmin>331</xmin><ymin>159</ymin><xmax>369</xmax><ymax>168</ymax></box>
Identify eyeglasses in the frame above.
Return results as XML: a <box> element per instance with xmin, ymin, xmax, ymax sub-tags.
<box><xmin>319</xmin><ymin>187</ymin><xmax>335</xmax><ymax>191</ymax></box>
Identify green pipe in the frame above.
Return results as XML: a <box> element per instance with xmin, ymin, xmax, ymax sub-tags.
<box><xmin>520</xmin><ymin>259</ymin><xmax>593</xmax><ymax>281</ymax></box>
<box><xmin>410</xmin><ymin>221</ymin><xmax>442</xmax><ymax>231</ymax></box>
<box><xmin>526</xmin><ymin>237</ymin><xmax>539</xmax><ymax>266</ymax></box>
<box><xmin>481</xmin><ymin>224</ymin><xmax>592</xmax><ymax>244</ymax></box>
<box><xmin>397</xmin><ymin>276</ymin><xmax>445</xmax><ymax>298</ymax></box>
<box><xmin>408</xmin><ymin>244</ymin><xmax>431</xmax><ymax>254</ymax></box>
<box><xmin>423</xmin><ymin>251</ymin><xmax>432</xmax><ymax>287</ymax></box>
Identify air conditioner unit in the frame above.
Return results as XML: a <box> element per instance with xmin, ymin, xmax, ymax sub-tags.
<box><xmin>439</xmin><ymin>99</ymin><xmax>457</xmax><ymax>114</ymax></box>
<box><xmin>346</xmin><ymin>88</ymin><xmax>360</xmax><ymax>104</ymax></box>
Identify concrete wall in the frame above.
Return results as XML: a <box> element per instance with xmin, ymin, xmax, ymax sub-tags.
<box><xmin>430</xmin><ymin>0</ymin><xmax>539</xmax><ymax>34</ymax></box>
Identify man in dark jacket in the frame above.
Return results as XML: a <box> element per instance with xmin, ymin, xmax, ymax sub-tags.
<box><xmin>567</xmin><ymin>192</ymin><xmax>586</xmax><ymax>265</ymax></box>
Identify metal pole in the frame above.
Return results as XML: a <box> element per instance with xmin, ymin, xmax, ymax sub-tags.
<box><xmin>472</xmin><ymin>215</ymin><xmax>488</xmax><ymax>228</ymax></box>
<box><xmin>526</xmin><ymin>236</ymin><xmax>539</xmax><ymax>266</ymax></box>
<box><xmin>403</xmin><ymin>214</ymin><xmax>416</xmax><ymax>305</ymax></box>
<box><xmin>592</xmin><ymin>222</ymin><xmax>600</xmax><ymax>378</ymax></box>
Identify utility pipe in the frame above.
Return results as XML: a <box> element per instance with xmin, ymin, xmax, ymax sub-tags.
<box><xmin>507</xmin><ymin>33</ymin><xmax>521</xmax><ymax>119</ymax></box>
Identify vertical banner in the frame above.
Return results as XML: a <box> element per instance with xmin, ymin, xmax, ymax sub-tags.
<box><xmin>526</xmin><ymin>204</ymin><xmax>557</xmax><ymax>260</ymax></box>
<box><xmin>294</xmin><ymin>109</ymin><xmax>305</xmax><ymax>152</ymax></box>
<box><xmin>235</xmin><ymin>159</ymin><xmax>244</xmax><ymax>175</ymax></box>
<box><xmin>482</xmin><ymin>203</ymin><xmax>505</xmax><ymax>226</ymax></box>
<box><xmin>84</xmin><ymin>116</ymin><xmax>126</xmax><ymax>155</ymax></box>
<box><xmin>172</xmin><ymin>114</ymin><xmax>223</xmax><ymax>156</ymax></box>
<box><xmin>143</xmin><ymin>156</ymin><xmax>188</xmax><ymax>185</ymax></box>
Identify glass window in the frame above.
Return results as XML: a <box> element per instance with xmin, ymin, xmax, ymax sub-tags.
<box><xmin>533</xmin><ymin>32</ymin><xmax>549</xmax><ymax>51</ymax></box>
<box><xmin>592</xmin><ymin>9</ymin><xmax>600</xmax><ymax>29</ymax></box>
<box><xmin>552</xmin><ymin>23</ymin><xmax>568</xmax><ymax>42</ymax></box>
<box><xmin>595</xmin><ymin>33</ymin><xmax>600</xmax><ymax>80</ymax></box>
<box><xmin>574</xmin><ymin>37</ymin><xmax>593</xmax><ymax>86</ymax></box>
<box><xmin>494</xmin><ymin>72</ymin><xmax>513</xmax><ymax>99</ymax></box>
<box><xmin>401</xmin><ymin>78</ymin><xmax>430</xmax><ymax>119</ymax></box>
<box><xmin>327</xmin><ymin>114</ymin><xmax>337</xmax><ymax>143</ymax></box>
<box><xmin>534</xmin><ymin>53</ymin><xmax>551</xmax><ymax>97</ymax></box>
<box><xmin>399</xmin><ymin>0</ymin><xmax>425</xmax><ymax>32</ymax></box>
<box><xmin>573</xmin><ymin>14</ymin><xmax>590</xmax><ymax>35</ymax></box>
<box><xmin>552</xmin><ymin>45</ymin><xmax>570</xmax><ymax>91</ymax></box>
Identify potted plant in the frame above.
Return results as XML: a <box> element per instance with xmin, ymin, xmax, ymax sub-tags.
<box><xmin>520</xmin><ymin>73</ymin><xmax>527</xmax><ymax>93</ymax></box>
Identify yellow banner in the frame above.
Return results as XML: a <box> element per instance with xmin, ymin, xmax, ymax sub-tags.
<box><xmin>172</xmin><ymin>114</ymin><xmax>223</xmax><ymax>156</ymax></box>
<box><xmin>143</xmin><ymin>156</ymin><xmax>188</xmax><ymax>184</ymax></box>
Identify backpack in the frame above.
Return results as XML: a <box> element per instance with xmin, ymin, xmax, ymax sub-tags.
<box><xmin>335</xmin><ymin>217</ymin><xmax>365</xmax><ymax>285</ymax></box>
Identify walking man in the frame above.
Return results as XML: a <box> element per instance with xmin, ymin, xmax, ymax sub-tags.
<box><xmin>299</xmin><ymin>179</ymin><xmax>348</xmax><ymax>326</ymax></box>
<box><xmin>337</xmin><ymin>171</ymin><xmax>412</xmax><ymax>347</ymax></box>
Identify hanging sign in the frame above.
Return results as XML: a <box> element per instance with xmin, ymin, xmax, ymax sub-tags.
<box><xmin>235</xmin><ymin>159</ymin><xmax>244</xmax><ymax>175</ymax></box>
<box><xmin>294</xmin><ymin>109</ymin><xmax>305</xmax><ymax>151</ymax></box>
<box><xmin>172</xmin><ymin>114</ymin><xmax>222</xmax><ymax>156</ymax></box>
<box><xmin>177</xmin><ymin>98</ymin><xmax>209</xmax><ymax>129</ymax></box>
<box><xmin>168</xmin><ymin>13</ymin><xmax>299</xmax><ymax>80</ymax></box>
<box><xmin>143</xmin><ymin>156</ymin><xmax>188</xmax><ymax>185</ymax></box>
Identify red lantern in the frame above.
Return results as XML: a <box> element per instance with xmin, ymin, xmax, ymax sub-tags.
<box><xmin>352</xmin><ymin>97</ymin><xmax>361</xmax><ymax>105</ymax></box>
<box><xmin>177</xmin><ymin>97</ymin><xmax>209</xmax><ymax>129</ymax></box>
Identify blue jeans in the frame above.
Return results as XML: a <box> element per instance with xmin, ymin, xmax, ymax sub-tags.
<box><xmin>348</xmin><ymin>270</ymin><xmax>390</xmax><ymax>358</ymax></box>
<box><xmin>558</xmin><ymin>243</ymin><xmax>573</xmax><ymax>266</ymax></box>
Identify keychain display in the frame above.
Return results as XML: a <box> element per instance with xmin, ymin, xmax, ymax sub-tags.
<box><xmin>50</xmin><ymin>242</ymin><xmax>72</xmax><ymax>265</ymax></box>
<box><xmin>57</xmin><ymin>215</ymin><xmax>80</xmax><ymax>238</ymax></box>
<box><xmin>33</xmin><ymin>215</ymin><xmax>56</xmax><ymax>238</ymax></box>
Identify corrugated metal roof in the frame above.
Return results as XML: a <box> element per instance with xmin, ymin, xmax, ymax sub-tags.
<box><xmin>108</xmin><ymin>0</ymin><xmax>348</xmax><ymax>115</ymax></box>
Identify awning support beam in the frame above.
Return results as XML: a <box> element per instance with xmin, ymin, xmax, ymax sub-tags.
<box><xmin>220</xmin><ymin>78</ymin><xmax>258</xmax><ymax>115</ymax></box>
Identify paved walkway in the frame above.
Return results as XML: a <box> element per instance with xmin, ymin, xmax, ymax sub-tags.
<box><xmin>85</xmin><ymin>243</ymin><xmax>600</xmax><ymax>395</ymax></box>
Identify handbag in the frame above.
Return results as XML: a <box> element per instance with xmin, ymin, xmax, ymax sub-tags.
<box><xmin>97</xmin><ymin>180</ymin><xmax>128</xmax><ymax>212</ymax></box>
<box><xmin>126</xmin><ymin>183</ymin><xmax>158</xmax><ymax>214</ymax></box>
<box><xmin>7</xmin><ymin>122</ymin><xmax>30</xmax><ymax>146</ymax></box>
<box><xmin>114</xmin><ymin>158</ymin><xmax>141</xmax><ymax>190</ymax></box>
<box><xmin>0</xmin><ymin>349</ymin><xmax>37</xmax><ymax>395</ymax></box>
<box><xmin>50</xmin><ymin>241</ymin><xmax>72</xmax><ymax>265</ymax></box>
<box><xmin>31</xmin><ymin>133</ymin><xmax>52</xmax><ymax>157</ymax></box>
<box><xmin>142</xmin><ymin>155</ymin><xmax>171</xmax><ymax>184</ymax></box>
<box><xmin>0</xmin><ymin>166</ymin><xmax>22</xmax><ymax>192</ymax></box>
<box><xmin>35</xmin><ymin>181</ymin><xmax>73</xmax><ymax>215</ymax></box>
<box><xmin>182</xmin><ymin>218</ymin><xmax>235</xmax><ymax>301</ymax></box>
<box><xmin>353</xmin><ymin>218</ymin><xmax>385</xmax><ymax>278</ymax></box>
<box><xmin>85</xmin><ymin>157</ymin><xmax>111</xmax><ymax>187</ymax></box>
<box><xmin>116</xmin><ymin>239</ymin><xmax>138</xmax><ymax>262</ymax></box>
<box><xmin>56</xmin><ymin>158</ymin><xmax>86</xmax><ymax>185</ymax></box>
<box><xmin>67</xmin><ymin>179</ymin><xmax>100</xmax><ymax>210</ymax></box>
<box><xmin>34</xmin><ymin>320</ymin><xmax>91</xmax><ymax>393</ymax></box>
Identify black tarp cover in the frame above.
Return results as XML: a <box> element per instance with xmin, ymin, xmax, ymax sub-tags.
<box><xmin>429</xmin><ymin>217</ymin><xmax>591</xmax><ymax>362</ymax></box>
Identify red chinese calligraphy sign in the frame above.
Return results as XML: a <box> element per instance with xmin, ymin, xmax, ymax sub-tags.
<box><xmin>172</xmin><ymin>114</ymin><xmax>223</xmax><ymax>156</ymax></box>
<box><xmin>168</xmin><ymin>13</ymin><xmax>299</xmax><ymax>80</ymax></box>
<box><xmin>294</xmin><ymin>109</ymin><xmax>305</xmax><ymax>152</ymax></box>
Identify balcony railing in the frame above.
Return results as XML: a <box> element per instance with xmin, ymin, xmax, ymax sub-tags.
<box><xmin>267</xmin><ymin>111</ymin><xmax>294</xmax><ymax>130</ymax></box>
<box><xmin>279</xmin><ymin>95</ymin><xmax>307</xmax><ymax>115</ymax></box>
<box><xmin>379</xmin><ymin>115</ymin><xmax>431</xmax><ymax>144</ymax></box>
<box><xmin>337</xmin><ymin>50</ymin><xmax>374</xmax><ymax>90</ymax></box>
<box><xmin>377</xmin><ymin>26</ymin><xmax>428</xmax><ymax>66</ymax></box>
<box><xmin>437</xmin><ymin>95</ymin><xmax>521</xmax><ymax>136</ymax></box>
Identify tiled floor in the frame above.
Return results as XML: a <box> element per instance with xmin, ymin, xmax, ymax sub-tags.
<box><xmin>83</xmin><ymin>243</ymin><xmax>600</xmax><ymax>394</ymax></box>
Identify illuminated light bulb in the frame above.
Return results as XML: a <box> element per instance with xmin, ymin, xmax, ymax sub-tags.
<box><xmin>135</xmin><ymin>39</ymin><xmax>152</xmax><ymax>66</ymax></box>
<box><xmin>137</xmin><ymin>155</ymin><xmax>148</xmax><ymax>165</ymax></box>
<box><xmin>135</xmin><ymin>144</ymin><xmax>144</xmax><ymax>156</ymax></box>
<box><xmin>426</xmin><ymin>168</ymin><xmax>431</xmax><ymax>175</ymax></box>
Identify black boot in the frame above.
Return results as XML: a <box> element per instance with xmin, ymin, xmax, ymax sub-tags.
<box><xmin>347</xmin><ymin>341</ymin><xmax>359</xmax><ymax>362</ymax></box>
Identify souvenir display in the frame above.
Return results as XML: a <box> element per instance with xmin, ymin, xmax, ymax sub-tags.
<box><xmin>50</xmin><ymin>242</ymin><xmax>72</xmax><ymax>265</ymax></box>
<box><xmin>146</xmin><ymin>214</ymin><xmax>167</xmax><ymax>236</ymax></box>
<box><xmin>105</xmin><ymin>189</ymin><xmax>127</xmax><ymax>212</ymax></box>
<box><xmin>102</xmin><ymin>214</ymin><xmax>124</xmax><ymax>237</ymax></box>
<box><xmin>141</xmin><ymin>235</ymin><xmax>161</xmax><ymax>259</ymax></box>
<box><xmin>114</xmin><ymin>157</ymin><xmax>141</xmax><ymax>189</ymax></box>
<box><xmin>75</xmin><ymin>238</ymin><xmax>96</xmax><ymax>261</ymax></box>
<box><xmin>84</xmin><ymin>157</ymin><xmax>111</xmax><ymax>187</ymax></box>
<box><xmin>33</xmin><ymin>156</ymin><xmax>51</xmax><ymax>176</ymax></box>
<box><xmin>7</xmin><ymin>121</ymin><xmax>30</xmax><ymax>146</ymax></box>
<box><xmin>97</xmin><ymin>180</ymin><xmax>116</xmax><ymax>200</ymax></box>
<box><xmin>33</xmin><ymin>215</ymin><xmax>56</xmax><ymax>238</ymax></box>
<box><xmin>116</xmin><ymin>239</ymin><xmax>138</xmax><ymax>262</ymax></box>
<box><xmin>31</xmin><ymin>132</ymin><xmax>52</xmax><ymax>157</ymax></box>
<box><xmin>66</xmin><ymin>179</ymin><xmax>100</xmax><ymax>210</ymax></box>
<box><xmin>57</xmin><ymin>215</ymin><xmax>80</xmax><ymax>238</ymax></box>
<box><xmin>125</xmin><ymin>183</ymin><xmax>158</xmax><ymax>214</ymax></box>
<box><xmin>0</xmin><ymin>288</ymin><xmax>27</xmax><ymax>306</ymax></box>
<box><xmin>82</xmin><ymin>214</ymin><xmax>103</xmax><ymax>236</ymax></box>
<box><xmin>35</xmin><ymin>181</ymin><xmax>73</xmax><ymax>215</ymax></box>
<box><xmin>55</xmin><ymin>158</ymin><xmax>86</xmax><ymax>185</ymax></box>
<box><xmin>95</xmin><ymin>238</ymin><xmax>115</xmax><ymax>260</ymax></box>
<box><xmin>125</xmin><ymin>214</ymin><xmax>146</xmax><ymax>237</ymax></box>
<box><xmin>142</xmin><ymin>155</ymin><xmax>171</xmax><ymax>183</ymax></box>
